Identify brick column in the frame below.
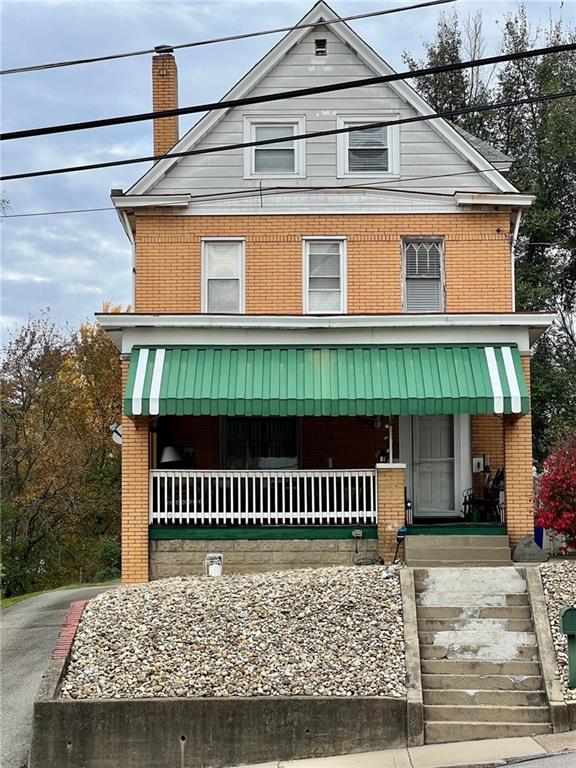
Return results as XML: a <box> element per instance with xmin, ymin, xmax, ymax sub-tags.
<box><xmin>504</xmin><ymin>356</ymin><xmax>534</xmax><ymax>548</ymax></box>
<box><xmin>121</xmin><ymin>361</ymin><xmax>150</xmax><ymax>584</ymax></box>
<box><xmin>376</xmin><ymin>464</ymin><xmax>407</xmax><ymax>562</ymax></box>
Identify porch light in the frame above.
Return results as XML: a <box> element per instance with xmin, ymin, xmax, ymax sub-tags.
<box><xmin>159</xmin><ymin>446</ymin><xmax>182</xmax><ymax>465</ymax></box>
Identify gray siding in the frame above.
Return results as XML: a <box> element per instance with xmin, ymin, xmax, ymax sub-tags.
<box><xmin>154</xmin><ymin>26</ymin><xmax>495</xmax><ymax>196</ymax></box>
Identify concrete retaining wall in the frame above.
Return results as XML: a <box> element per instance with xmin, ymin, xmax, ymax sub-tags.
<box><xmin>150</xmin><ymin>538</ymin><xmax>378</xmax><ymax>579</ymax></box>
<box><xmin>30</xmin><ymin>657</ymin><xmax>406</xmax><ymax>768</ymax></box>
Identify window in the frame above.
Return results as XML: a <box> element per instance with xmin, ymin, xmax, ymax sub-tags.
<box><xmin>403</xmin><ymin>239</ymin><xmax>444</xmax><ymax>312</ymax></box>
<box><xmin>222</xmin><ymin>417</ymin><xmax>298</xmax><ymax>469</ymax></box>
<box><xmin>304</xmin><ymin>238</ymin><xmax>345</xmax><ymax>314</ymax></box>
<box><xmin>315</xmin><ymin>38</ymin><xmax>327</xmax><ymax>56</ymax></box>
<box><xmin>244</xmin><ymin>117</ymin><xmax>305</xmax><ymax>178</ymax></box>
<box><xmin>202</xmin><ymin>239</ymin><xmax>244</xmax><ymax>313</ymax></box>
<box><xmin>337</xmin><ymin>115</ymin><xmax>399</xmax><ymax>177</ymax></box>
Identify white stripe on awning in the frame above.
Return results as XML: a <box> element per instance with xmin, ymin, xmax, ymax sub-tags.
<box><xmin>502</xmin><ymin>346</ymin><xmax>522</xmax><ymax>414</ymax></box>
<box><xmin>131</xmin><ymin>348</ymin><xmax>149</xmax><ymax>416</ymax></box>
<box><xmin>149</xmin><ymin>348</ymin><xmax>165</xmax><ymax>416</ymax></box>
<box><xmin>484</xmin><ymin>346</ymin><xmax>504</xmax><ymax>414</ymax></box>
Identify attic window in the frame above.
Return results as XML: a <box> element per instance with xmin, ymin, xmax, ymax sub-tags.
<box><xmin>315</xmin><ymin>38</ymin><xmax>327</xmax><ymax>56</ymax></box>
<box><xmin>336</xmin><ymin>115</ymin><xmax>400</xmax><ymax>177</ymax></box>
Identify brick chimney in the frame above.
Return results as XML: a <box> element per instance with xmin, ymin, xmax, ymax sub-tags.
<box><xmin>152</xmin><ymin>46</ymin><xmax>179</xmax><ymax>158</ymax></box>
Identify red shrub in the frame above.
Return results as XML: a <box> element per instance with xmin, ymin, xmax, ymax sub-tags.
<box><xmin>536</xmin><ymin>433</ymin><xmax>576</xmax><ymax>551</ymax></box>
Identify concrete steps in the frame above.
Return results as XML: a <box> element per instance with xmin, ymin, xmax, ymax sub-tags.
<box><xmin>414</xmin><ymin>566</ymin><xmax>552</xmax><ymax>744</ymax></box>
<box><xmin>425</xmin><ymin>721</ymin><xmax>552</xmax><ymax>744</ymax></box>
<box><xmin>406</xmin><ymin>534</ymin><xmax>512</xmax><ymax>567</ymax></box>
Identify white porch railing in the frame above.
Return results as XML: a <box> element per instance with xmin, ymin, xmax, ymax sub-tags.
<box><xmin>149</xmin><ymin>470</ymin><xmax>377</xmax><ymax>526</ymax></box>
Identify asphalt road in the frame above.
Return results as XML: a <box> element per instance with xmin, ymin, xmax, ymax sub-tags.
<box><xmin>511</xmin><ymin>755</ymin><xmax>576</xmax><ymax>768</ymax></box>
<box><xmin>0</xmin><ymin>585</ymin><xmax>113</xmax><ymax>768</ymax></box>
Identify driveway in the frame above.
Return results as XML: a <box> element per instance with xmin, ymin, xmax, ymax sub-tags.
<box><xmin>1</xmin><ymin>585</ymin><xmax>114</xmax><ymax>768</ymax></box>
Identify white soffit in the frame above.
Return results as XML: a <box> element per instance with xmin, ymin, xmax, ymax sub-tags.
<box><xmin>125</xmin><ymin>1</ymin><xmax>518</xmax><ymax>198</ymax></box>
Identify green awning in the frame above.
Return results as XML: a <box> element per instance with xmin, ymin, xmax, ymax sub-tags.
<box><xmin>124</xmin><ymin>345</ymin><xmax>529</xmax><ymax>417</ymax></box>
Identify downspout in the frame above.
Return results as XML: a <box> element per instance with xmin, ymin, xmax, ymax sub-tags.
<box><xmin>510</xmin><ymin>209</ymin><xmax>522</xmax><ymax>313</ymax></box>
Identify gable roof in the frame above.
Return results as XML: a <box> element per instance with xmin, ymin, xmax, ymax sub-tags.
<box><xmin>128</xmin><ymin>1</ymin><xmax>518</xmax><ymax>196</ymax></box>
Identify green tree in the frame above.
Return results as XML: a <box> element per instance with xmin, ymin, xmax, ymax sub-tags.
<box><xmin>404</xmin><ymin>3</ymin><xmax>576</xmax><ymax>461</ymax></box>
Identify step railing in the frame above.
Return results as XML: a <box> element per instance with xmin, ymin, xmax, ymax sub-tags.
<box><xmin>149</xmin><ymin>469</ymin><xmax>377</xmax><ymax>526</ymax></box>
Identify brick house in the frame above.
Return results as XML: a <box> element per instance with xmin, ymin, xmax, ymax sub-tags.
<box><xmin>98</xmin><ymin>1</ymin><xmax>552</xmax><ymax>583</ymax></box>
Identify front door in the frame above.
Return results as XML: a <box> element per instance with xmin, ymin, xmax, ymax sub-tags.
<box><xmin>413</xmin><ymin>415</ymin><xmax>456</xmax><ymax>517</ymax></box>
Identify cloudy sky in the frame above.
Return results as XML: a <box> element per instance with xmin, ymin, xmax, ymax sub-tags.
<box><xmin>2</xmin><ymin>0</ymin><xmax>574</xmax><ymax>332</ymax></box>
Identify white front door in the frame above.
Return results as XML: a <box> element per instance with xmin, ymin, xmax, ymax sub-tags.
<box><xmin>413</xmin><ymin>415</ymin><xmax>456</xmax><ymax>517</ymax></box>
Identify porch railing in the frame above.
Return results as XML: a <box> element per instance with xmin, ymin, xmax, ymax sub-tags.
<box><xmin>149</xmin><ymin>470</ymin><xmax>377</xmax><ymax>526</ymax></box>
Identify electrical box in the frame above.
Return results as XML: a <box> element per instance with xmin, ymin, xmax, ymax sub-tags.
<box><xmin>352</xmin><ymin>528</ymin><xmax>363</xmax><ymax>539</ymax></box>
<box><xmin>560</xmin><ymin>607</ymin><xmax>576</xmax><ymax>634</ymax></box>
<box><xmin>472</xmin><ymin>456</ymin><xmax>484</xmax><ymax>473</ymax></box>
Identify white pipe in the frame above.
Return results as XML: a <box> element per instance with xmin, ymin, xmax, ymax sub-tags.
<box><xmin>511</xmin><ymin>209</ymin><xmax>523</xmax><ymax>313</ymax></box>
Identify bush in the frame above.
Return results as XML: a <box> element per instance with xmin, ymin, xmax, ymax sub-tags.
<box><xmin>93</xmin><ymin>537</ymin><xmax>121</xmax><ymax>582</ymax></box>
<box><xmin>536</xmin><ymin>433</ymin><xmax>576</xmax><ymax>552</ymax></box>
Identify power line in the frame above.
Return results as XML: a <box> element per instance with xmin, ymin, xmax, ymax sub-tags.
<box><xmin>0</xmin><ymin>167</ymin><xmax>536</xmax><ymax>218</ymax></box>
<box><xmin>0</xmin><ymin>0</ymin><xmax>454</xmax><ymax>76</ymax></box>
<box><xmin>3</xmin><ymin>41</ymin><xmax>576</xmax><ymax>142</ymax></box>
<box><xmin>2</xmin><ymin>89</ymin><xmax>575</xmax><ymax>182</ymax></box>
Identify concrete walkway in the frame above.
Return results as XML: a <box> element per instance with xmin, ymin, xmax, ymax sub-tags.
<box><xmin>235</xmin><ymin>732</ymin><xmax>576</xmax><ymax>768</ymax></box>
<box><xmin>0</xmin><ymin>584</ymin><xmax>115</xmax><ymax>768</ymax></box>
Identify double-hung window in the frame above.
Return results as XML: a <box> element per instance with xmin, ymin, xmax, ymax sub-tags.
<box><xmin>304</xmin><ymin>238</ymin><xmax>346</xmax><ymax>314</ymax></box>
<box><xmin>202</xmin><ymin>239</ymin><xmax>244</xmax><ymax>313</ymax></box>
<box><xmin>403</xmin><ymin>239</ymin><xmax>444</xmax><ymax>312</ymax></box>
<box><xmin>244</xmin><ymin>117</ymin><xmax>305</xmax><ymax>178</ymax></box>
<box><xmin>337</xmin><ymin>115</ymin><xmax>399</xmax><ymax>177</ymax></box>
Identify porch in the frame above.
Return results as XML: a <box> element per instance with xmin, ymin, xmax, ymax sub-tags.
<box><xmin>120</xmin><ymin>343</ymin><xmax>534</xmax><ymax>582</ymax></box>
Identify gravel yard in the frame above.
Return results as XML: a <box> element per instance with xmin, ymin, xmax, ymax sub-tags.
<box><xmin>540</xmin><ymin>559</ymin><xmax>576</xmax><ymax>702</ymax></box>
<box><xmin>61</xmin><ymin>565</ymin><xmax>406</xmax><ymax>700</ymax></box>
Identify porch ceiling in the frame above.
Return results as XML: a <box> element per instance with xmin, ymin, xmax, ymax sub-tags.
<box><xmin>124</xmin><ymin>344</ymin><xmax>529</xmax><ymax>418</ymax></box>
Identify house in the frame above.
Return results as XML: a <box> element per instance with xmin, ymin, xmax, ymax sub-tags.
<box><xmin>98</xmin><ymin>1</ymin><xmax>553</xmax><ymax>583</ymax></box>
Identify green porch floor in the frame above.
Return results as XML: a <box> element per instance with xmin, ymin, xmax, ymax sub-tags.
<box><xmin>150</xmin><ymin>525</ymin><xmax>378</xmax><ymax>540</ymax></box>
<box><xmin>406</xmin><ymin>523</ymin><xmax>507</xmax><ymax>535</ymax></box>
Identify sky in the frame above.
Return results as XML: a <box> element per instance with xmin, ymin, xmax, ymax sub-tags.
<box><xmin>1</xmin><ymin>0</ymin><xmax>575</xmax><ymax>333</ymax></box>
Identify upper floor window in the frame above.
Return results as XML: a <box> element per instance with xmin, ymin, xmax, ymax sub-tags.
<box><xmin>244</xmin><ymin>116</ymin><xmax>305</xmax><ymax>179</ymax></box>
<box><xmin>202</xmin><ymin>239</ymin><xmax>244</xmax><ymax>313</ymax></box>
<box><xmin>336</xmin><ymin>115</ymin><xmax>400</xmax><ymax>177</ymax></box>
<box><xmin>303</xmin><ymin>238</ymin><xmax>346</xmax><ymax>314</ymax></box>
<box><xmin>403</xmin><ymin>238</ymin><xmax>444</xmax><ymax>313</ymax></box>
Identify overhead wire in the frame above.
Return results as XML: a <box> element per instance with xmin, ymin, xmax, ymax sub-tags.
<box><xmin>3</xmin><ymin>41</ymin><xmax>576</xmax><ymax>141</ymax></box>
<box><xmin>0</xmin><ymin>0</ymin><xmax>455</xmax><ymax>76</ymax></box>
<box><xmin>2</xmin><ymin>88</ymin><xmax>574</xmax><ymax>182</ymax></box>
<box><xmin>0</xmin><ymin>167</ymin><xmax>537</xmax><ymax>218</ymax></box>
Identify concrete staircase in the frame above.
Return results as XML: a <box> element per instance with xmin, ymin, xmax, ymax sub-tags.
<box><xmin>406</xmin><ymin>534</ymin><xmax>512</xmax><ymax>567</ymax></box>
<box><xmin>415</xmin><ymin>567</ymin><xmax>552</xmax><ymax>744</ymax></box>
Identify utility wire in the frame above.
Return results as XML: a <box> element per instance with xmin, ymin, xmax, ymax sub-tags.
<box><xmin>0</xmin><ymin>166</ymin><xmax>537</xmax><ymax>218</ymax></box>
<box><xmin>3</xmin><ymin>41</ymin><xmax>576</xmax><ymax>141</ymax></box>
<box><xmin>2</xmin><ymin>89</ymin><xmax>574</xmax><ymax>182</ymax></box>
<box><xmin>0</xmin><ymin>0</ymin><xmax>454</xmax><ymax>76</ymax></box>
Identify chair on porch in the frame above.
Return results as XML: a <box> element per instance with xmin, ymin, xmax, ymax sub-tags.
<box><xmin>462</xmin><ymin>468</ymin><xmax>505</xmax><ymax>523</ymax></box>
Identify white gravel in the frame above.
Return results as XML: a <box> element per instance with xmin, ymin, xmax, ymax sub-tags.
<box><xmin>61</xmin><ymin>566</ymin><xmax>406</xmax><ymax>699</ymax></box>
<box><xmin>540</xmin><ymin>560</ymin><xmax>576</xmax><ymax>702</ymax></box>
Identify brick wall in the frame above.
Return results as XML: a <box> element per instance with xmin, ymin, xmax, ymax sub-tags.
<box><xmin>152</xmin><ymin>53</ymin><xmax>178</xmax><ymax>158</ymax></box>
<box><xmin>504</xmin><ymin>356</ymin><xmax>534</xmax><ymax>547</ymax></box>
<box><xmin>121</xmin><ymin>361</ymin><xmax>150</xmax><ymax>584</ymax></box>
<box><xmin>133</xmin><ymin>213</ymin><xmax>512</xmax><ymax>314</ymax></box>
<box><xmin>376</xmin><ymin>466</ymin><xmax>406</xmax><ymax>562</ymax></box>
<box><xmin>471</xmin><ymin>415</ymin><xmax>504</xmax><ymax>495</ymax></box>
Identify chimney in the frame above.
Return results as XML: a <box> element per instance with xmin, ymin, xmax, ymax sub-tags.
<box><xmin>152</xmin><ymin>46</ymin><xmax>179</xmax><ymax>158</ymax></box>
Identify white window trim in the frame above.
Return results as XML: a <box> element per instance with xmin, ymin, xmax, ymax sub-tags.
<box><xmin>401</xmin><ymin>236</ymin><xmax>445</xmax><ymax>313</ymax></box>
<box><xmin>243</xmin><ymin>115</ymin><xmax>306</xmax><ymax>179</ymax></box>
<box><xmin>302</xmin><ymin>236</ymin><xmax>347</xmax><ymax>315</ymax></box>
<box><xmin>336</xmin><ymin>114</ymin><xmax>400</xmax><ymax>178</ymax></box>
<box><xmin>201</xmin><ymin>237</ymin><xmax>246</xmax><ymax>314</ymax></box>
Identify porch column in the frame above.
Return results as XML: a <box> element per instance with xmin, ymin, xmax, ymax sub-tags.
<box><xmin>504</xmin><ymin>356</ymin><xmax>534</xmax><ymax>548</ymax></box>
<box><xmin>121</xmin><ymin>360</ymin><xmax>150</xmax><ymax>584</ymax></box>
<box><xmin>376</xmin><ymin>463</ymin><xmax>407</xmax><ymax>563</ymax></box>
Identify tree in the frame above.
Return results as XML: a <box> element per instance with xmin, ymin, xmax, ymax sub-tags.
<box><xmin>536</xmin><ymin>433</ymin><xmax>576</xmax><ymax>551</ymax></box>
<box><xmin>0</xmin><ymin>311</ymin><xmax>121</xmax><ymax>596</ymax></box>
<box><xmin>403</xmin><ymin>3</ymin><xmax>576</xmax><ymax>461</ymax></box>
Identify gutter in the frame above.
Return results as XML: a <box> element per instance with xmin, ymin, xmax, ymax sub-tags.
<box><xmin>511</xmin><ymin>209</ymin><xmax>523</xmax><ymax>313</ymax></box>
